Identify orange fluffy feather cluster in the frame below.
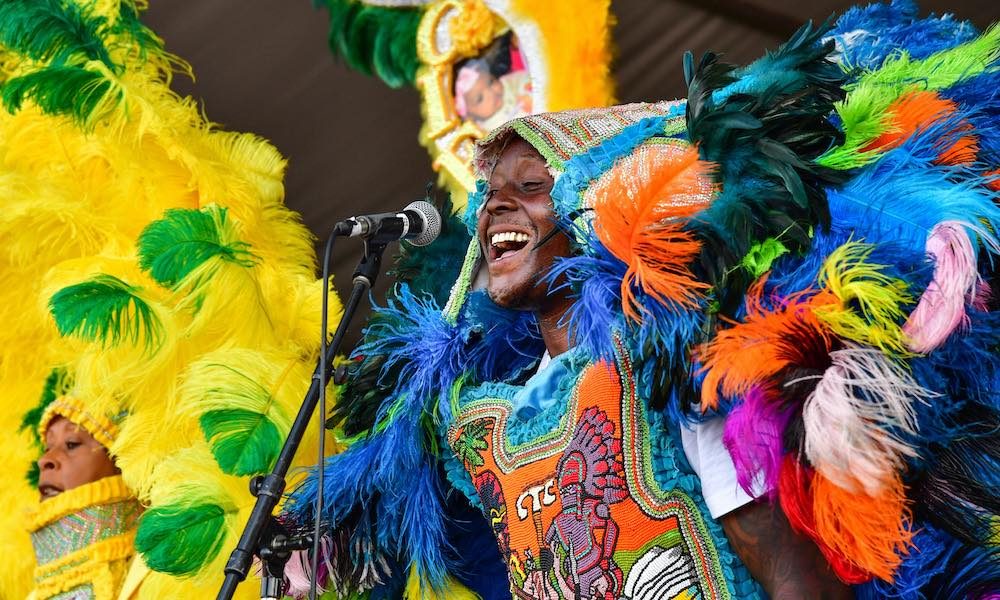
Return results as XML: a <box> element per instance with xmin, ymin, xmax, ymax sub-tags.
<box><xmin>590</xmin><ymin>142</ymin><xmax>715</xmax><ymax>321</ymax></box>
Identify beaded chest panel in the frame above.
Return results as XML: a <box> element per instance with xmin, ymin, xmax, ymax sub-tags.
<box><xmin>448</xmin><ymin>352</ymin><xmax>730</xmax><ymax>600</ymax></box>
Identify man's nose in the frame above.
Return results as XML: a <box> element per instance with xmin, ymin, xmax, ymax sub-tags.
<box><xmin>485</xmin><ymin>186</ymin><xmax>518</xmax><ymax>215</ymax></box>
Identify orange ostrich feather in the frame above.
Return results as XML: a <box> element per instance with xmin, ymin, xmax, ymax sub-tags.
<box><xmin>697</xmin><ymin>282</ymin><xmax>833</xmax><ymax>410</ymax></box>
<box><xmin>589</xmin><ymin>142</ymin><xmax>715</xmax><ymax>322</ymax></box>
<box><xmin>863</xmin><ymin>89</ymin><xmax>978</xmax><ymax>166</ymax></box>
<box><xmin>812</xmin><ymin>471</ymin><xmax>913</xmax><ymax>582</ymax></box>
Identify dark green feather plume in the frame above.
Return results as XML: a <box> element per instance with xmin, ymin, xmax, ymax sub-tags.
<box><xmin>199</xmin><ymin>408</ymin><xmax>282</xmax><ymax>477</ymax></box>
<box><xmin>1</xmin><ymin>66</ymin><xmax>115</xmax><ymax>122</ymax></box>
<box><xmin>684</xmin><ymin>20</ymin><xmax>849</xmax><ymax>316</ymax></box>
<box><xmin>321</xmin><ymin>0</ymin><xmax>423</xmax><ymax>88</ymax></box>
<box><xmin>0</xmin><ymin>0</ymin><xmax>112</xmax><ymax>68</ymax></box>
<box><xmin>137</xmin><ymin>206</ymin><xmax>255</xmax><ymax>289</ymax></box>
<box><xmin>135</xmin><ymin>502</ymin><xmax>229</xmax><ymax>575</ymax></box>
<box><xmin>49</xmin><ymin>274</ymin><xmax>163</xmax><ymax>352</ymax></box>
<box><xmin>19</xmin><ymin>367</ymin><xmax>74</xmax><ymax>487</ymax></box>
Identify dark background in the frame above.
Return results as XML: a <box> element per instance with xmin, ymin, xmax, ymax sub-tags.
<box><xmin>141</xmin><ymin>1</ymin><xmax>998</xmax><ymax>339</ymax></box>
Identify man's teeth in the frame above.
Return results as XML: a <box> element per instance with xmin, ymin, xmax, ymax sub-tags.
<box><xmin>490</xmin><ymin>231</ymin><xmax>529</xmax><ymax>246</ymax></box>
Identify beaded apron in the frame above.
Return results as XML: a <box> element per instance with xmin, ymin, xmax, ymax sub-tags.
<box><xmin>448</xmin><ymin>345</ymin><xmax>729</xmax><ymax>600</ymax></box>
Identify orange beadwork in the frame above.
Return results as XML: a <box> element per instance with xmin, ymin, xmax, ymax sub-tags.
<box><xmin>448</xmin><ymin>357</ymin><xmax>730</xmax><ymax>599</ymax></box>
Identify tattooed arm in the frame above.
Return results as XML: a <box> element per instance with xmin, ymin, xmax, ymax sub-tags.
<box><xmin>720</xmin><ymin>501</ymin><xmax>854</xmax><ymax>599</ymax></box>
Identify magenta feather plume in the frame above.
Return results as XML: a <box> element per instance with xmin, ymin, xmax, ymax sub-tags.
<box><xmin>723</xmin><ymin>386</ymin><xmax>794</xmax><ymax>498</ymax></box>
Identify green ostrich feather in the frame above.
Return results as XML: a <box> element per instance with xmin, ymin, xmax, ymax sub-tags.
<box><xmin>819</xmin><ymin>24</ymin><xmax>1000</xmax><ymax>170</ymax></box>
<box><xmin>199</xmin><ymin>409</ymin><xmax>282</xmax><ymax>477</ymax></box>
<box><xmin>1</xmin><ymin>65</ymin><xmax>115</xmax><ymax>122</ymax></box>
<box><xmin>189</xmin><ymin>360</ymin><xmax>290</xmax><ymax>477</ymax></box>
<box><xmin>49</xmin><ymin>274</ymin><xmax>163</xmax><ymax>352</ymax></box>
<box><xmin>0</xmin><ymin>1</ymin><xmax>169</xmax><ymax>124</ymax></box>
<box><xmin>135</xmin><ymin>502</ymin><xmax>230</xmax><ymax>575</ymax></box>
<box><xmin>321</xmin><ymin>0</ymin><xmax>423</xmax><ymax>88</ymax></box>
<box><xmin>0</xmin><ymin>0</ymin><xmax>112</xmax><ymax>67</ymax></box>
<box><xmin>138</xmin><ymin>206</ymin><xmax>256</xmax><ymax>289</ymax></box>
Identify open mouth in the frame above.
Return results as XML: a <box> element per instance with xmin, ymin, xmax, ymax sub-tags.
<box><xmin>39</xmin><ymin>484</ymin><xmax>63</xmax><ymax>499</ymax></box>
<box><xmin>489</xmin><ymin>230</ymin><xmax>531</xmax><ymax>262</ymax></box>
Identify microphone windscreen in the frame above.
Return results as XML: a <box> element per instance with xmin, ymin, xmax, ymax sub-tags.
<box><xmin>405</xmin><ymin>200</ymin><xmax>442</xmax><ymax>246</ymax></box>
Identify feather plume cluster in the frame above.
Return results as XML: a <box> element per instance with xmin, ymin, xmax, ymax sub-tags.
<box><xmin>590</xmin><ymin>142</ymin><xmax>714</xmax><ymax>320</ymax></box>
<box><xmin>0</xmin><ymin>2</ymin><xmax>337</xmax><ymax>597</ymax></box>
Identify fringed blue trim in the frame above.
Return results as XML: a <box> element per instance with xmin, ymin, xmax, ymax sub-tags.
<box><xmin>549</xmin><ymin>114</ymin><xmax>675</xmax><ymax>216</ymax></box>
<box><xmin>463</xmin><ymin>180</ymin><xmax>489</xmax><ymax>235</ymax></box>
<box><xmin>828</xmin><ymin>0</ymin><xmax>978</xmax><ymax>71</ymax></box>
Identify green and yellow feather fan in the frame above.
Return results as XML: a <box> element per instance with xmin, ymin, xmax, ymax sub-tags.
<box><xmin>0</xmin><ymin>1</ymin><xmax>342</xmax><ymax>598</ymax></box>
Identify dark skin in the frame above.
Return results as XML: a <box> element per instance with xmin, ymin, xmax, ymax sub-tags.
<box><xmin>478</xmin><ymin>138</ymin><xmax>854</xmax><ymax>599</ymax></box>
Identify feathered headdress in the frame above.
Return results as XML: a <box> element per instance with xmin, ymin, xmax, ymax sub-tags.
<box><xmin>284</xmin><ymin>3</ymin><xmax>1000</xmax><ymax>597</ymax></box>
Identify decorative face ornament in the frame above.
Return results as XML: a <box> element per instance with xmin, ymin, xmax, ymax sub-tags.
<box><xmin>318</xmin><ymin>0</ymin><xmax>615</xmax><ymax>203</ymax></box>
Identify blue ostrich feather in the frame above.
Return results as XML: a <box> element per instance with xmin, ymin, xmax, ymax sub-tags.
<box><xmin>544</xmin><ymin>225</ymin><xmax>707</xmax><ymax>367</ymax></box>
<box><xmin>942</xmin><ymin>70</ymin><xmax>1000</xmax><ymax>165</ymax></box>
<box><xmin>765</xmin><ymin>229</ymin><xmax>930</xmax><ymax>301</ymax></box>
<box><xmin>544</xmin><ymin>231</ymin><xmax>627</xmax><ymax>363</ymax></box>
<box><xmin>851</xmin><ymin>524</ymin><xmax>954</xmax><ymax>599</ymax></box>
<box><xmin>358</xmin><ymin>285</ymin><xmax>466</xmax><ymax>422</ymax></box>
<box><xmin>856</xmin><ymin>523</ymin><xmax>1000</xmax><ymax>599</ymax></box>
<box><xmin>829</xmin><ymin>0</ymin><xmax>978</xmax><ymax>72</ymax></box>
<box><xmin>459</xmin><ymin>290</ymin><xmax>545</xmax><ymax>384</ymax></box>
<box><xmin>911</xmin><ymin>309</ymin><xmax>1000</xmax><ymax>414</ymax></box>
<box><xmin>824</xmin><ymin>140</ymin><xmax>1000</xmax><ymax>255</ymax></box>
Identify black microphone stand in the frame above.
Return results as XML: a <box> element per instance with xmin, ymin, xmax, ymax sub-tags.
<box><xmin>217</xmin><ymin>225</ymin><xmax>390</xmax><ymax>600</ymax></box>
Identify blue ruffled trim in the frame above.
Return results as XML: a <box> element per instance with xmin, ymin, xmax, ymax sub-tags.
<box><xmin>456</xmin><ymin>349</ymin><xmax>587</xmax><ymax>448</ymax></box>
<box><xmin>440</xmin><ymin>431</ymin><xmax>484</xmax><ymax>511</ymax></box>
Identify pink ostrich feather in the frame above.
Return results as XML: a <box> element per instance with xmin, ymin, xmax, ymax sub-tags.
<box><xmin>903</xmin><ymin>221</ymin><xmax>979</xmax><ymax>353</ymax></box>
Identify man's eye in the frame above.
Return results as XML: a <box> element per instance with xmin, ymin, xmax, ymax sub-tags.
<box><xmin>65</xmin><ymin>441</ymin><xmax>81</xmax><ymax>450</ymax></box>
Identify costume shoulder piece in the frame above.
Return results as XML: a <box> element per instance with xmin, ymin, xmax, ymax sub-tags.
<box><xmin>0</xmin><ymin>1</ymin><xmax>339</xmax><ymax>598</ymax></box>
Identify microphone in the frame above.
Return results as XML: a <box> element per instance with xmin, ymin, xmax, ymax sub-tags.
<box><xmin>335</xmin><ymin>200</ymin><xmax>441</xmax><ymax>246</ymax></box>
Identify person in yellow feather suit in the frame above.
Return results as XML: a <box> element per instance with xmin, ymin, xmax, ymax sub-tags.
<box><xmin>0</xmin><ymin>2</ymin><xmax>338</xmax><ymax>598</ymax></box>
